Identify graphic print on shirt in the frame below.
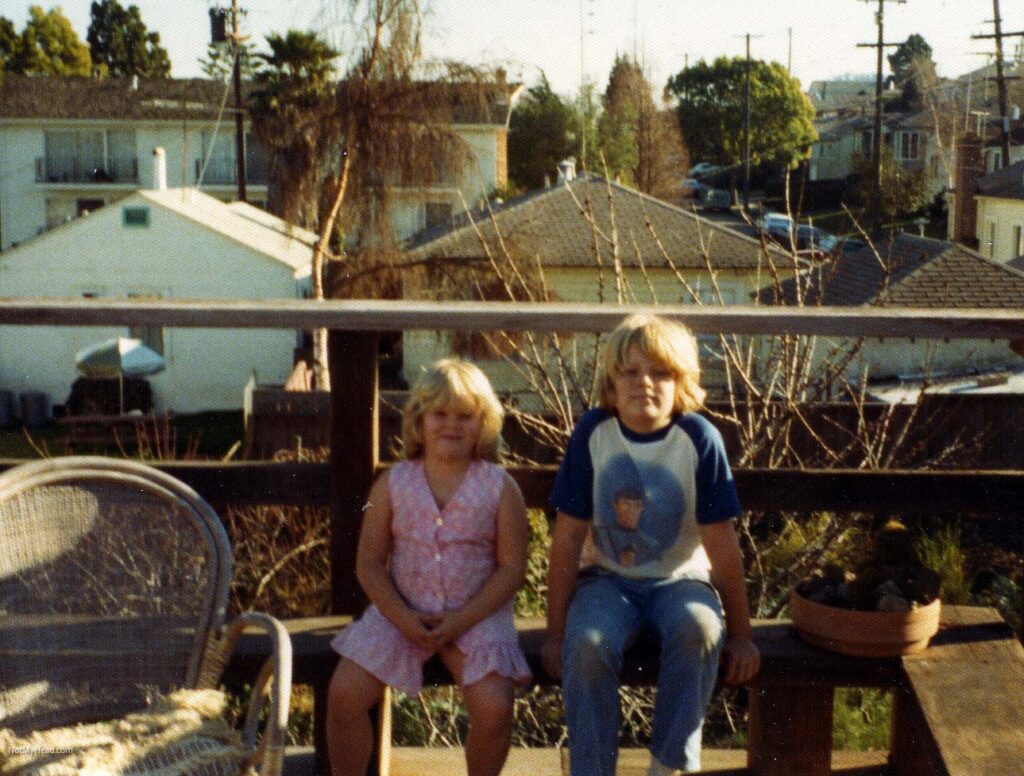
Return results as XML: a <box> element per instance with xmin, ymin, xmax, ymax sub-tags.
<box><xmin>594</xmin><ymin>452</ymin><xmax>686</xmax><ymax>567</ymax></box>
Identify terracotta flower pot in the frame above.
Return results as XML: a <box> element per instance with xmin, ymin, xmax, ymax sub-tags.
<box><xmin>790</xmin><ymin>587</ymin><xmax>941</xmax><ymax>657</ymax></box>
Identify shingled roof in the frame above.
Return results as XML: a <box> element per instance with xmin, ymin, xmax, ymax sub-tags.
<box><xmin>0</xmin><ymin>74</ymin><xmax>517</xmax><ymax>125</ymax></box>
<box><xmin>977</xmin><ymin>159</ymin><xmax>1024</xmax><ymax>201</ymax></box>
<box><xmin>405</xmin><ymin>176</ymin><xmax>780</xmax><ymax>270</ymax></box>
<box><xmin>765</xmin><ymin>233</ymin><xmax>1024</xmax><ymax>308</ymax></box>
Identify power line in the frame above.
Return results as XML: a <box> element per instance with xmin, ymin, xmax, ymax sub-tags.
<box><xmin>856</xmin><ymin>0</ymin><xmax>906</xmax><ymax>237</ymax></box>
<box><xmin>971</xmin><ymin>0</ymin><xmax>1024</xmax><ymax>169</ymax></box>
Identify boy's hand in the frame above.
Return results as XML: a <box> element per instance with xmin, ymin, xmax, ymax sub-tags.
<box><xmin>721</xmin><ymin>636</ymin><xmax>760</xmax><ymax>686</ymax></box>
<box><xmin>540</xmin><ymin>635</ymin><xmax>563</xmax><ymax>680</ymax></box>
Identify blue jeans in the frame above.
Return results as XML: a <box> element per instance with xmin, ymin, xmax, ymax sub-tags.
<box><xmin>561</xmin><ymin>569</ymin><xmax>725</xmax><ymax>775</ymax></box>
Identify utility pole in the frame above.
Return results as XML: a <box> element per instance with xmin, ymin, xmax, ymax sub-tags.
<box><xmin>231</xmin><ymin>0</ymin><xmax>247</xmax><ymax>202</ymax></box>
<box><xmin>737</xmin><ymin>32</ymin><xmax>762</xmax><ymax>212</ymax></box>
<box><xmin>971</xmin><ymin>0</ymin><xmax>1024</xmax><ymax>169</ymax></box>
<box><xmin>857</xmin><ymin>0</ymin><xmax>905</xmax><ymax>237</ymax></box>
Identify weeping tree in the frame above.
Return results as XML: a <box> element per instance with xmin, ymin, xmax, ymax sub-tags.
<box><xmin>251</xmin><ymin>0</ymin><xmax>500</xmax><ymax>388</ymax></box>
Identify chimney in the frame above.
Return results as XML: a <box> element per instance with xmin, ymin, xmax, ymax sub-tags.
<box><xmin>557</xmin><ymin>157</ymin><xmax>577</xmax><ymax>184</ymax></box>
<box><xmin>953</xmin><ymin>133</ymin><xmax>982</xmax><ymax>249</ymax></box>
<box><xmin>152</xmin><ymin>147</ymin><xmax>167</xmax><ymax>191</ymax></box>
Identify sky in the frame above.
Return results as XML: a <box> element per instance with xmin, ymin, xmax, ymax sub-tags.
<box><xmin>0</xmin><ymin>0</ymin><xmax>1015</xmax><ymax>96</ymax></box>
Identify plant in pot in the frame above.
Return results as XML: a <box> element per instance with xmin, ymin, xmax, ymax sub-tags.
<box><xmin>791</xmin><ymin>520</ymin><xmax>943</xmax><ymax>656</ymax></box>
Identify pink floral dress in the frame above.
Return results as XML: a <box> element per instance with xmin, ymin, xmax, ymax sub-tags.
<box><xmin>331</xmin><ymin>459</ymin><xmax>532</xmax><ymax>695</ymax></box>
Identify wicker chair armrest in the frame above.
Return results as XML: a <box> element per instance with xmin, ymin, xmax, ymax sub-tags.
<box><xmin>218</xmin><ymin>612</ymin><xmax>293</xmax><ymax>776</ymax></box>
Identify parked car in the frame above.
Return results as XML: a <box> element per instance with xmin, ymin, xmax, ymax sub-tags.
<box><xmin>689</xmin><ymin>162</ymin><xmax>724</xmax><ymax>179</ymax></box>
<box><xmin>795</xmin><ymin>225</ymin><xmax>838</xmax><ymax>254</ymax></box>
<box><xmin>756</xmin><ymin>212</ymin><xmax>795</xmax><ymax>240</ymax></box>
<box><xmin>681</xmin><ymin>178</ymin><xmax>704</xmax><ymax>198</ymax></box>
<box><xmin>701</xmin><ymin>187</ymin><xmax>732</xmax><ymax>212</ymax></box>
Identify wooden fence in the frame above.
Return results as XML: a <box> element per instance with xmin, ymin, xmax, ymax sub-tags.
<box><xmin>3</xmin><ymin>298</ymin><xmax>1024</xmax><ymax>775</ymax></box>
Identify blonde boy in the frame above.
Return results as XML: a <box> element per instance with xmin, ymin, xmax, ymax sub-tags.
<box><xmin>542</xmin><ymin>314</ymin><xmax>760</xmax><ymax>776</ymax></box>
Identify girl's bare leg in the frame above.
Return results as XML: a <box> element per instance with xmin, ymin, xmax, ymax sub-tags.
<box><xmin>326</xmin><ymin>658</ymin><xmax>386</xmax><ymax>776</ymax></box>
<box><xmin>440</xmin><ymin>645</ymin><xmax>515</xmax><ymax>776</ymax></box>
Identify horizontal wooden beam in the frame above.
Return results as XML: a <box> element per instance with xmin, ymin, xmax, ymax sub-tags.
<box><xmin>3</xmin><ymin>459</ymin><xmax>1018</xmax><ymax>516</ymax></box>
<box><xmin>1</xmin><ymin>298</ymin><xmax>1022</xmax><ymax>339</ymax></box>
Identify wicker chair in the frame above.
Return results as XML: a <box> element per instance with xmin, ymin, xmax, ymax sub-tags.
<box><xmin>0</xmin><ymin>456</ymin><xmax>292</xmax><ymax>776</ymax></box>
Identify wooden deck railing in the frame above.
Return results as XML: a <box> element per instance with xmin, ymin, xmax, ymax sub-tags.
<box><xmin>3</xmin><ymin>298</ymin><xmax>1024</xmax><ymax>775</ymax></box>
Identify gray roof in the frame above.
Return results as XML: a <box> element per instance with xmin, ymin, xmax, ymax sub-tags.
<box><xmin>405</xmin><ymin>177</ymin><xmax>780</xmax><ymax>270</ymax></box>
<box><xmin>977</xmin><ymin>159</ymin><xmax>1024</xmax><ymax>200</ymax></box>
<box><xmin>765</xmin><ymin>234</ymin><xmax>1024</xmax><ymax>308</ymax></box>
<box><xmin>0</xmin><ymin>74</ymin><xmax>517</xmax><ymax>126</ymax></box>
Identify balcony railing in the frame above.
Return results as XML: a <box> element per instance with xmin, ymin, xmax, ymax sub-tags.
<box><xmin>1</xmin><ymin>298</ymin><xmax>1023</xmax><ymax>776</ymax></box>
<box><xmin>35</xmin><ymin>156</ymin><xmax>139</xmax><ymax>184</ymax></box>
<box><xmin>195</xmin><ymin>157</ymin><xmax>269</xmax><ymax>186</ymax></box>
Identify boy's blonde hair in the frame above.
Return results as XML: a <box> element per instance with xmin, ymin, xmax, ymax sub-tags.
<box><xmin>597</xmin><ymin>313</ymin><xmax>706</xmax><ymax>413</ymax></box>
<box><xmin>401</xmin><ymin>358</ymin><xmax>504</xmax><ymax>461</ymax></box>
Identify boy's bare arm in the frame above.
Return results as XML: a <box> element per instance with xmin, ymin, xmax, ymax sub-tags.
<box><xmin>541</xmin><ymin>511</ymin><xmax>589</xmax><ymax>678</ymax></box>
<box><xmin>700</xmin><ymin>519</ymin><xmax>761</xmax><ymax>685</ymax></box>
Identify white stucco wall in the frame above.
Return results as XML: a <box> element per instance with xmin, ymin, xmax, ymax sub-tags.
<box><xmin>0</xmin><ymin>119</ymin><xmax>266</xmax><ymax>250</ymax></box>
<box><xmin>975</xmin><ymin>195</ymin><xmax>1024</xmax><ymax>262</ymax></box>
<box><xmin>0</xmin><ymin>195</ymin><xmax>302</xmax><ymax>413</ymax></box>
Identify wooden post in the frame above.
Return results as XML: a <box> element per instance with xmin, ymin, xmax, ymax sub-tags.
<box><xmin>747</xmin><ymin>684</ymin><xmax>833</xmax><ymax>776</ymax></box>
<box><xmin>328</xmin><ymin>329</ymin><xmax>379</xmax><ymax>615</ymax></box>
<box><xmin>323</xmin><ymin>328</ymin><xmax>383</xmax><ymax>776</ymax></box>
<box><xmin>890</xmin><ymin>683</ymin><xmax>942</xmax><ymax>776</ymax></box>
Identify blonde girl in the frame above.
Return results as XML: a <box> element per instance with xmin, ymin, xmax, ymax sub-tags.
<box><xmin>326</xmin><ymin>358</ymin><xmax>531</xmax><ymax>776</ymax></box>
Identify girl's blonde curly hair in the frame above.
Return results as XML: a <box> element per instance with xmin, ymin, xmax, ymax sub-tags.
<box><xmin>401</xmin><ymin>358</ymin><xmax>504</xmax><ymax>461</ymax></box>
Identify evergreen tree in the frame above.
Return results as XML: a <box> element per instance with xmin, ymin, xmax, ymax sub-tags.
<box><xmin>87</xmin><ymin>0</ymin><xmax>171</xmax><ymax>78</ymax></box>
<box><xmin>508</xmin><ymin>73</ymin><xmax>578</xmax><ymax>189</ymax></box>
<box><xmin>887</xmin><ymin>34</ymin><xmax>936</xmax><ymax>112</ymax></box>
<box><xmin>9</xmin><ymin>6</ymin><xmax>91</xmax><ymax>76</ymax></box>
<box><xmin>0</xmin><ymin>16</ymin><xmax>18</xmax><ymax>72</ymax></box>
<box><xmin>597</xmin><ymin>55</ymin><xmax>687</xmax><ymax>197</ymax></box>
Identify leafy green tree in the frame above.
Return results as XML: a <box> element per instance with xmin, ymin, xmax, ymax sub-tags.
<box><xmin>87</xmin><ymin>0</ymin><xmax>170</xmax><ymax>77</ymax></box>
<box><xmin>200</xmin><ymin>38</ymin><xmax>258</xmax><ymax>82</ymax></box>
<box><xmin>9</xmin><ymin>6</ymin><xmax>91</xmax><ymax>76</ymax></box>
<box><xmin>0</xmin><ymin>16</ymin><xmax>19</xmax><ymax>73</ymax></box>
<box><xmin>850</xmin><ymin>145</ymin><xmax>927</xmax><ymax>223</ymax></box>
<box><xmin>887</xmin><ymin>34</ymin><xmax>936</xmax><ymax>111</ymax></box>
<box><xmin>666</xmin><ymin>56</ymin><xmax>816</xmax><ymax>169</ymax></box>
<box><xmin>508</xmin><ymin>72</ymin><xmax>578</xmax><ymax>189</ymax></box>
<box><xmin>597</xmin><ymin>55</ymin><xmax>686</xmax><ymax>197</ymax></box>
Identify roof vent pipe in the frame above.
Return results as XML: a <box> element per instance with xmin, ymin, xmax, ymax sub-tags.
<box><xmin>152</xmin><ymin>147</ymin><xmax>167</xmax><ymax>190</ymax></box>
<box><xmin>557</xmin><ymin>157</ymin><xmax>577</xmax><ymax>184</ymax></box>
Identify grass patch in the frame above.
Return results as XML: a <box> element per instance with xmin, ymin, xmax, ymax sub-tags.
<box><xmin>833</xmin><ymin>688</ymin><xmax>892</xmax><ymax>751</ymax></box>
<box><xmin>0</xmin><ymin>411</ymin><xmax>245</xmax><ymax>461</ymax></box>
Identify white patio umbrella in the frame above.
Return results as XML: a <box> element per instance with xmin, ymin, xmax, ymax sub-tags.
<box><xmin>75</xmin><ymin>336</ymin><xmax>166</xmax><ymax>414</ymax></box>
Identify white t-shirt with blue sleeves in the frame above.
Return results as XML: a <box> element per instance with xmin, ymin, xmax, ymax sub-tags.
<box><xmin>550</xmin><ymin>408</ymin><xmax>741</xmax><ymax>581</ymax></box>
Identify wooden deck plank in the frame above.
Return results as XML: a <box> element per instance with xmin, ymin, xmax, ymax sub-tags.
<box><xmin>897</xmin><ymin>606</ymin><xmax>1024</xmax><ymax>776</ymax></box>
<box><xmin>283</xmin><ymin>747</ymin><xmax>891</xmax><ymax>776</ymax></box>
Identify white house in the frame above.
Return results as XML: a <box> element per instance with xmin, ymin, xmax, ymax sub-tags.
<box><xmin>765</xmin><ymin>233</ymin><xmax>1024</xmax><ymax>381</ymax></box>
<box><xmin>808</xmin><ymin>109</ymin><xmax>947</xmax><ymax>199</ymax></box>
<box><xmin>0</xmin><ymin>74</ymin><xmax>519</xmax><ymax>251</ymax></box>
<box><xmin>0</xmin><ymin>175</ymin><xmax>314</xmax><ymax>413</ymax></box>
